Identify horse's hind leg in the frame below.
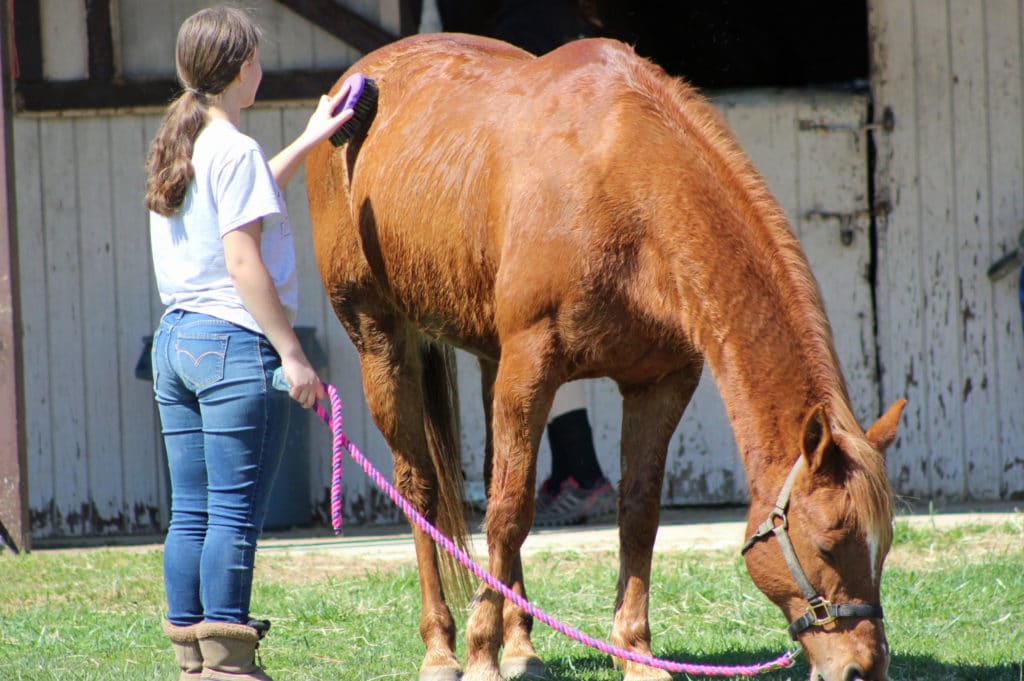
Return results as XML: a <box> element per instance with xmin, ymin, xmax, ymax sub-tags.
<box><xmin>477</xmin><ymin>357</ymin><xmax>543</xmax><ymax>680</ymax></box>
<box><xmin>613</xmin><ymin>368</ymin><xmax>700</xmax><ymax>681</ymax></box>
<box><xmin>349</xmin><ymin>311</ymin><xmax>462</xmax><ymax>680</ymax></box>
<box><xmin>465</xmin><ymin>339</ymin><xmax>555</xmax><ymax>681</ymax></box>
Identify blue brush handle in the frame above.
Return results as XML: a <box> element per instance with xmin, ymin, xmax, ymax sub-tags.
<box><xmin>271</xmin><ymin>367</ymin><xmax>290</xmax><ymax>392</ymax></box>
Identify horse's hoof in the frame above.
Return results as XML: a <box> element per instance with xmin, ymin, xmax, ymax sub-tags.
<box><xmin>500</xmin><ymin>656</ymin><xmax>546</xmax><ymax>680</ymax></box>
<box><xmin>419</xmin><ymin>665</ymin><xmax>463</xmax><ymax>681</ymax></box>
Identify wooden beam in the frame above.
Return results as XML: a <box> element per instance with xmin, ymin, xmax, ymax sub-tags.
<box><xmin>0</xmin><ymin>0</ymin><xmax>30</xmax><ymax>553</ymax></box>
<box><xmin>11</xmin><ymin>0</ymin><xmax>41</xmax><ymax>82</ymax></box>
<box><xmin>14</xmin><ymin>68</ymin><xmax>347</xmax><ymax>112</ymax></box>
<box><xmin>275</xmin><ymin>0</ymin><xmax>398</xmax><ymax>54</ymax></box>
<box><xmin>85</xmin><ymin>0</ymin><xmax>115</xmax><ymax>81</ymax></box>
<box><xmin>399</xmin><ymin>0</ymin><xmax>423</xmax><ymax>36</ymax></box>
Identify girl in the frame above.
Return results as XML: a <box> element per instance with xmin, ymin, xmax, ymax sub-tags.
<box><xmin>145</xmin><ymin>6</ymin><xmax>353</xmax><ymax>680</ymax></box>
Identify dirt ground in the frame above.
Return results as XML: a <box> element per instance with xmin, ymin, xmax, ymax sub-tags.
<box><xmin>250</xmin><ymin>500</ymin><xmax>1023</xmax><ymax>581</ymax></box>
<box><xmin>34</xmin><ymin>499</ymin><xmax>1021</xmax><ymax>582</ymax></box>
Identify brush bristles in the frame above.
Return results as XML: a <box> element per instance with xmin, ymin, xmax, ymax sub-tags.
<box><xmin>330</xmin><ymin>79</ymin><xmax>378</xmax><ymax>147</ymax></box>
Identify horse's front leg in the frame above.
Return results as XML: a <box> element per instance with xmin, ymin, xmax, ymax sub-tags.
<box><xmin>477</xmin><ymin>358</ymin><xmax>545</xmax><ymax>679</ymax></box>
<box><xmin>613</xmin><ymin>369</ymin><xmax>700</xmax><ymax>681</ymax></box>
<box><xmin>464</xmin><ymin>341</ymin><xmax>555</xmax><ymax>681</ymax></box>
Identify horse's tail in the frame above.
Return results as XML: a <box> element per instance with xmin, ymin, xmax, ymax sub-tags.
<box><xmin>419</xmin><ymin>340</ymin><xmax>475</xmax><ymax>604</ymax></box>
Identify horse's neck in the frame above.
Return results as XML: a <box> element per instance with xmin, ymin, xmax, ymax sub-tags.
<box><xmin>673</xmin><ymin>207</ymin><xmax>841</xmax><ymax>495</ymax></box>
<box><xmin>703</xmin><ymin>313</ymin><xmax>819</xmax><ymax>490</ymax></box>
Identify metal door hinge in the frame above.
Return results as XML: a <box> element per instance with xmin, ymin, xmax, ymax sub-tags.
<box><xmin>803</xmin><ymin>201</ymin><xmax>891</xmax><ymax>246</ymax></box>
<box><xmin>797</xmin><ymin>106</ymin><xmax>895</xmax><ymax>137</ymax></box>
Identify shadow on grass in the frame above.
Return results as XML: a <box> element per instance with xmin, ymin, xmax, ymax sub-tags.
<box><xmin>536</xmin><ymin>650</ymin><xmax>1023</xmax><ymax>680</ymax></box>
<box><xmin>887</xmin><ymin>655</ymin><xmax>1023</xmax><ymax>681</ymax></box>
<box><xmin>538</xmin><ymin>647</ymin><xmax>807</xmax><ymax>680</ymax></box>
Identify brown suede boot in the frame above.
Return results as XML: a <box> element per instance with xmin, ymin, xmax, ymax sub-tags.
<box><xmin>162</xmin><ymin>620</ymin><xmax>203</xmax><ymax>681</ymax></box>
<box><xmin>195</xmin><ymin>621</ymin><xmax>272</xmax><ymax>681</ymax></box>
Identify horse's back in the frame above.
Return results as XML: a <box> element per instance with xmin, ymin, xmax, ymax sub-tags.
<box><xmin>307</xmin><ymin>34</ymin><xmax>708</xmax><ymax>364</ymax></box>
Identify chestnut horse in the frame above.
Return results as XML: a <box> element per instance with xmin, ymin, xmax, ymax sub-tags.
<box><xmin>306</xmin><ymin>33</ymin><xmax>906</xmax><ymax>681</ymax></box>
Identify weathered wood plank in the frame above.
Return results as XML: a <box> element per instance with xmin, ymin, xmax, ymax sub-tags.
<box><xmin>39</xmin><ymin>118</ymin><xmax>90</xmax><ymax>534</ymax></box>
<box><xmin>142</xmin><ymin>113</ymin><xmax>171</xmax><ymax>526</ymax></box>
<box><xmin>913</xmin><ymin>0</ymin><xmax>965</xmax><ymax>499</ymax></box>
<box><xmin>793</xmin><ymin>93</ymin><xmax>878</xmax><ymax>423</ymax></box>
<box><xmin>870</xmin><ymin>0</ymin><xmax>931</xmax><ymax>499</ymax></box>
<box><xmin>985</xmin><ymin>0</ymin><xmax>1024</xmax><ymax>500</ymax></box>
<box><xmin>948</xmin><ymin>0</ymin><xmax>1000</xmax><ymax>499</ymax></box>
<box><xmin>110</xmin><ymin>115</ymin><xmax>162</xmax><ymax>532</ymax></box>
<box><xmin>116</xmin><ymin>0</ymin><xmax>180</xmax><ymax>78</ymax></box>
<box><xmin>13</xmin><ymin>119</ymin><xmax>53</xmax><ymax>534</ymax></box>
<box><xmin>38</xmin><ymin>0</ymin><xmax>87</xmax><ymax>80</ymax></box>
<box><xmin>75</xmin><ymin>117</ymin><xmax>124</xmax><ymax>533</ymax></box>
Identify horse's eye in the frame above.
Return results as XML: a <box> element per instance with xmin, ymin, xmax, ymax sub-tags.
<box><xmin>816</xmin><ymin>543</ymin><xmax>837</xmax><ymax>565</ymax></box>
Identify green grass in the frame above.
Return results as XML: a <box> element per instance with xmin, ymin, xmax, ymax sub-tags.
<box><xmin>0</xmin><ymin>519</ymin><xmax>1021</xmax><ymax>680</ymax></box>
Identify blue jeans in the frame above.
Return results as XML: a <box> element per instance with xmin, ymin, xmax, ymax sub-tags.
<box><xmin>152</xmin><ymin>310</ymin><xmax>290</xmax><ymax>626</ymax></box>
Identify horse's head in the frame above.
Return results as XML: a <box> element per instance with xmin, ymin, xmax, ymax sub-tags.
<box><xmin>742</xmin><ymin>398</ymin><xmax>906</xmax><ymax>681</ymax></box>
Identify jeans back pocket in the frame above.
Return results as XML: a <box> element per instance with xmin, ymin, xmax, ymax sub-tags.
<box><xmin>173</xmin><ymin>333</ymin><xmax>229</xmax><ymax>391</ymax></box>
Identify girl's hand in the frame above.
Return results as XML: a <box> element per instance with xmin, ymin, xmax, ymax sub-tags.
<box><xmin>303</xmin><ymin>85</ymin><xmax>355</xmax><ymax>145</ymax></box>
<box><xmin>280</xmin><ymin>357</ymin><xmax>326</xmax><ymax>409</ymax></box>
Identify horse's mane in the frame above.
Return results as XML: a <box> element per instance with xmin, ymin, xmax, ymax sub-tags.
<box><xmin>609</xmin><ymin>45</ymin><xmax>894</xmax><ymax>542</ymax></box>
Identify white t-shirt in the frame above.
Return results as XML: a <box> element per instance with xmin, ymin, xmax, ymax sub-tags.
<box><xmin>150</xmin><ymin>118</ymin><xmax>297</xmax><ymax>334</ymax></box>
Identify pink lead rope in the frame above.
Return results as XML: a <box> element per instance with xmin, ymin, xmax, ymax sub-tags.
<box><xmin>312</xmin><ymin>381</ymin><xmax>800</xmax><ymax>677</ymax></box>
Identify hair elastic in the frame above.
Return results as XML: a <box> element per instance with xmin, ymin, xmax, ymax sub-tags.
<box><xmin>184</xmin><ymin>86</ymin><xmax>205</xmax><ymax>98</ymax></box>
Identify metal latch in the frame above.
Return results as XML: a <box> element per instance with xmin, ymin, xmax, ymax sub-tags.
<box><xmin>797</xmin><ymin>106</ymin><xmax>895</xmax><ymax>138</ymax></box>
<box><xmin>803</xmin><ymin>201</ymin><xmax>891</xmax><ymax>246</ymax></box>
<box><xmin>987</xmin><ymin>229</ymin><xmax>1024</xmax><ymax>281</ymax></box>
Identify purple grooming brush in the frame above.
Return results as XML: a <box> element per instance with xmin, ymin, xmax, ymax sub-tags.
<box><xmin>330</xmin><ymin>72</ymin><xmax>378</xmax><ymax>147</ymax></box>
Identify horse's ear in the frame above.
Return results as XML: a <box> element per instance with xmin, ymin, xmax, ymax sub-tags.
<box><xmin>800</xmin><ymin>403</ymin><xmax>833</xmax><ymax>471</ymax></box>
<box><xmin>865</xmin><ymin>398</ymin><xmax>907</xmax><ymax>453</ymax></box>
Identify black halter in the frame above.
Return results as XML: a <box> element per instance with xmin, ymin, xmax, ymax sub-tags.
<box><xmin>741</xmin><ymin>456</ymin><xmax>885</xmax><ymax>640</ymax></box>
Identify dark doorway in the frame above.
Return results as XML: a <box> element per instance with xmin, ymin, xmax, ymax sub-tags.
<box><xmin>434</xmin><ymin>1</ymin><xmax>869</xmax><ymax>89</ymax></box>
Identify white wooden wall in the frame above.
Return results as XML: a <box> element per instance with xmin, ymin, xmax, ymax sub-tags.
<box><xmin>17</xmin><ymin>0</ymin><xmax>1024</xmax><ymax>538</ymax></box>
<box><xmin>18</xmin><ymin>0</ymin><xmax>402</xmax><ymax>537</ymax></box>
<box><xmin>870</xmin><ymin>0</ymin><xmax>1024</xmax><ymax>502</ymax></box>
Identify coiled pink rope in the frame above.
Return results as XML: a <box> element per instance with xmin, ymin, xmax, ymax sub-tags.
<box><xmin>313</xmin><ymin>382</ymin><xmax>800</xmax><ymax>677</ymax></box>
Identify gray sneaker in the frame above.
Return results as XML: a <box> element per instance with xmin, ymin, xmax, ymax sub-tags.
<box><xmin>533</xmin><ymin>477</ymin><xmax>616</xmax><ymax>527</ymax></box>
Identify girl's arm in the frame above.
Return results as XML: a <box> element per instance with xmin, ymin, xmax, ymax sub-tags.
<box><xmin>268</xmin><ymin>87</ymin><xmax>354</xmax><ymax>188</ymax></box>
<box><xmin>223</xmin><ymin>219</ymin><xmax>325</xmax><ymax>407</ymax></box>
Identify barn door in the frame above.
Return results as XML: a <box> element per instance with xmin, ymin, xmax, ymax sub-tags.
<box><xmin>457</xmin><ymin>90</ymin><xmax>877</xmax><ymax>507</ymax></box>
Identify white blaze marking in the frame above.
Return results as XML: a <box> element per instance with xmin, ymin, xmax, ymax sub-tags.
<box><xmin>866</xmin><ymin>529</ymin><xmax>880</xmax><ymax>585</ymax></box>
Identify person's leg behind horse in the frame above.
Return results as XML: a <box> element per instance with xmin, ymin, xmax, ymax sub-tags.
<box><xmin>535</xmin><ymin>381</ymin><xmax>616</xmax><ymax>526</ymax></box>
<box><xmin>613</xmin><ymin>368</ymin><xmax>700</xmax><ymax>681</ymax></box>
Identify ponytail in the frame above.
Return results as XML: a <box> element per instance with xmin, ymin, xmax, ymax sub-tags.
<box><xmin>144</xmin><ymin>6</ymin><xmax>261</xmax><ymax>217</ymax></box>
<box><xmin>145</xmin><ymin>91</ymin><xmax>207</xmax><ymax>216</ymax></box>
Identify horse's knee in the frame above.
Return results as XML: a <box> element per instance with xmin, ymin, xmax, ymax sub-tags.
<box><xmin>483</xmin><ymin>495</ymin><xmax>532</xmax><ymax>548</ymax></box>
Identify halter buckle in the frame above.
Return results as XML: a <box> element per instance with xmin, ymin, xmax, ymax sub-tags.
<box><xmin>769</xmin><ymin>507</ymin><xmax>788</xmax><ymax>531</ymax></box>
<box><xmin>806</xmin><ymin>595</ymin><xmax>836</xmax><ymax>628</ymax></box>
